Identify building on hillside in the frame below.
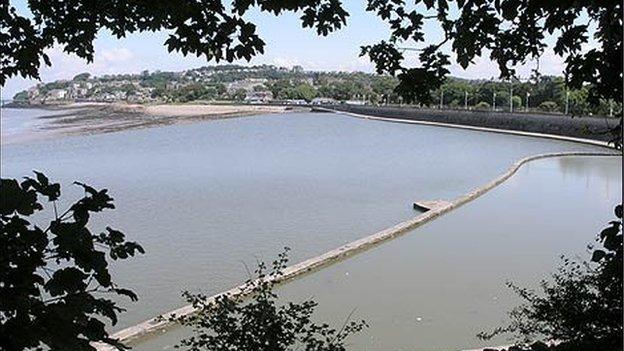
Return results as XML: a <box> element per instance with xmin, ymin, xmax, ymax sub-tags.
<box><xmin>100</xmin><ymin>93</ymin><xmax>117</xmax><ymax>101</ymax></box>
<box><xmin>227</xmin><ymin>78</ymin><xmax>268</xmax><ymax>93</ymax></box>
<box><xmin>286</xmin><ymin>99</ymin><xmax>307</xmax><ymax>105</ymax></box>
<box><xmin>245</xmin><ymin>91</ymin><xmax>273</xmax><ymax>103</ymax></box>
<box><xmin>27</xmin><ymin>86</ymin><xmax>41</xmax><ymax>99</ymax></box>
<box><xmin>70</xmin><ymin>82</ymin><xmax>91</xmax><ymax>98</ymax></box>
<box><xmin>344</xmin><ymin>100</ymin><xmax>367</xmax><ymax>105</ymax></box>
<box><xmin>311</xmin><ymin>97</ymin><xmax>336</xmax><ymax>105</ymax></box>
<box><xmin>46</xmin><ymin>89</ymin><xmax>68</xmax><ymax>101</ymax></box>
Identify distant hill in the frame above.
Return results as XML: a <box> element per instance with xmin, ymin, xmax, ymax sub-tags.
<box><xmin>11</xmin><ymin>65</ymin><xmax>621</xmax><ymax>117</ymax></box>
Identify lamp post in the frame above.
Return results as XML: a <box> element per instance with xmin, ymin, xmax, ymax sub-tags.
<box><xmin>439</xmin><ymin>89</ymin><xmax>444</xmax><ymax>109</ymax></box>
<box><xmin>565</xmin><ymin>90</ymin><xmax>570</xmax><ymax>115</ymax></box>
<box><xmin>609</xmin><ymin>100</ymin><xmax>613</xmax><ymax>117</ymax></box>
<box><xmin>493</xmin><ymin>91</ymin><xmax>496</xmax><ymax>111</ymax></box>
<box><xmin>509</xmin><ymin>82</ymin><xmax>514</xmax><ymax>113</ymax></box>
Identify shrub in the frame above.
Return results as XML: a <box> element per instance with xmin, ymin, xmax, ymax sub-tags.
<box><xmin>475</xmin><ymin>101</ymin><xmax>491</xmax><ymax>110</ymax></box>
<box><xmin>479</xmin><ymin>204</ymin><xmax>623</xmax><ymax>350</ymax></box>
<box><xmin>0</xmin><ymin>172</ymin><xmax>144</xmax><ymax>351</ymax></box>
<box><xmin>539</xmin><ymin>101</ymin><xmax>559</xmax><ymax>112</ymax></box>
<box><xmin>12</xmin><ymin>90</ymin><xmax>29</xmax><ymax>101</ymax></box>
<box><xmin>169</xmin><ymin>248</ymin><xmax>368</xmax><ymax>351</ymax></box>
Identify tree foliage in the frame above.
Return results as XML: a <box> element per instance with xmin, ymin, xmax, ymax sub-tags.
<box><xmin>168</xmin><ymin>248</ymin><xmax>367</xmax><ymax>351</ymax></box>
<box><xmin>73</xmin><ymin>72</ymin><xmax>91</xmax><ymax>81</ymax></box>
<box><xmin>361</xmin><ymin>1</ymin><xmax>622</xmax><ymax>103</ymax></box>
<box><xmin>360</xmin><ymin>0</ymin><xmax>622</xmax><ymax>145</ymax></box>
<box><xmin>172</xmin><ymin>83</ymin><xmax>222</xmax><ymax>102</ymax></box>
<box><xmin>0</xmin><ymin>172</ymin><xmax>144</xmax><ymax>351</ymax></box>
<box><xmin>0</xmin><ymin>0</ymin><xmax>348</xmax><ymax>85</ymax></box>
<box><xmin>474</xmin><ymin>101</ymin><xmax>490</xmax><ymax>110</ymax></box>
<box><xmin>11</xmin><ymin>90</ymin><xmax>28</xmax><ymax>101</ymax></box>
<box><xmin>478</xmin><ymin>204</ymin><xmax>623</xmax><ymax>351</ymax></box>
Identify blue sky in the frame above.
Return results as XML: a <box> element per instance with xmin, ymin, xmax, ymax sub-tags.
<box><xmin>2</xmin><ymin>1</ymin><xmax>569</xmax><ymax>99</ymax></box>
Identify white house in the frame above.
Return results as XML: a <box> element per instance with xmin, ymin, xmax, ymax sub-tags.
<box><xmin>311</xmin><ymin>97</ymin><xmax>336</xmax><ymax>105</ymax></box>
<box><xmin>46</xmin><ymin>89</ymin><xmax>68</xmax><ymax>100</ymax></box>
<box><xmin>245</xmin><ymin>91</ymin><xmax>273</xmax><ymax>103</ymax></box>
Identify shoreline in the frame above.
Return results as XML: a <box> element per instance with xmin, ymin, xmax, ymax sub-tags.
<box><xmin>2</xmin><ymin>103</ymin><xmax>305</xmax><ymax>145</ymax></box>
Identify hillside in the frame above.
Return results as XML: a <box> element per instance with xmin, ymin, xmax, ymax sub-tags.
<box><xmin>11</xmin><ymin>65</ymin><xmax>621</xmax><ymax>117</ymax></box>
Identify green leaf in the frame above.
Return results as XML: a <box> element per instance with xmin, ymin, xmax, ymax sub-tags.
<box><xmin>591</xmin><ymin>249</ymin><xmax>606</xmax><ymax>262</ymax></box>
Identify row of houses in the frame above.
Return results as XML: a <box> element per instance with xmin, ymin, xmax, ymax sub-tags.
<box><xmin>25</xmin><ymin>79</ymin><xmax>159</xmax><ymax>104</ymax></box>
<box><xmin>21</xmin><ymin>72</ymin><xmax>349</xmax><ymax>105</ymax></box>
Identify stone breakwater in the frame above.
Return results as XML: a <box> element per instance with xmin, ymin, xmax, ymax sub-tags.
<box><xmin>325</xmin><ymin>104</ymin><xmax>620</xmax><ymax>143</ymax></box>
<box><xmin>94</xmin><ymin>147</ymin><xmax>617</xmax><ymax>350</ymax></box>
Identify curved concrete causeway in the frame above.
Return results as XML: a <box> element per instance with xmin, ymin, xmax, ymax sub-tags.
<box><xmin>94</xmin><ymin>109</ymin><xmax>619</xmax><ymax>349</ymax></box>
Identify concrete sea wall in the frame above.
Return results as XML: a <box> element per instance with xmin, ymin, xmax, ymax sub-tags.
<box><xmin>326</xmin><ymin>104</ymin><xmax>620</xmax><ymax>143</ymax></box>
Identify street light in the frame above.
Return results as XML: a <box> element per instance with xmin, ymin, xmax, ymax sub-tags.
<box><xmin>439</xmin><ymin>89</ymin><xmax>444</xmax><ymax>109</ymax></box>
<box><xmin>493</xmin><ymin>91</ymin><xmax>496</xmax><ymax>111</ymax></box>
<box><xmin>509</xmin><ymin>82</ymin><xmax>514</xmax><ymax>113</ymax></box>
<box><xmin>565</xmin><ymin>90</ymin><xmax>570</xmax><ymax>115</ymax></box>
<box><xmin>609</xmin><ymin>100</ymin><xmax>613</xmax><ymax>117</ymax></box>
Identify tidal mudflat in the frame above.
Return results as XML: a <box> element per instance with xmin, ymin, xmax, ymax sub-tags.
<box><xmin>1</xmin><ymin>104</ymin><xmax>294</xmax><ymax>143</ymax></box>
<box><xmin>0</xmin><ymin>111</ymin><xmax>611</xmax><ymax>338</ymax></box>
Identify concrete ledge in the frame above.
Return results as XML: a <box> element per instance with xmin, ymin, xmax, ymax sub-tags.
<box><xmin>413</xmin><ymin>200</ymin><xmax>451</xmax><ymax>212</ymax></box>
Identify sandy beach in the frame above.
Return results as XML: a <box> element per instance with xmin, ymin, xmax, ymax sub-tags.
<box><xmin>3</xmin><ymin>103</ymin><xmax>303</xmax><ymax>143</ymax></box>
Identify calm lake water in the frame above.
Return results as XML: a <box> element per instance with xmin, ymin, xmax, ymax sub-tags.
<box><xmin>133</xmin><ymin>155</ymin><xmax>622</xmax><ymax>351</ymax></box>
<box><xmin>1</xmin><ymin>110</ymin><xmax>618</xmax><ymax>349</ymax></box>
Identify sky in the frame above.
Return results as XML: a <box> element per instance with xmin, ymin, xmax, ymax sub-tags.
<box><xmin>2</xmin><ymin>1</ymin><xmax>570</xmax><ymax>100</ymax></box>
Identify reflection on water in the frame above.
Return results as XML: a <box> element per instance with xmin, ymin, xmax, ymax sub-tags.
<box><xmin>557</xmin><ymin>156</ymin><xmax>620</xmax><ymax>198</ymax></box>
<box><xmin>0</xmin><ymin>112</ymin><xmax>611</xmax><ymax>339</ymax></box>
<box><xmin>277</xmin><ymin>156</ymin><xmax>622</xmax><ymax>351</ymax></box>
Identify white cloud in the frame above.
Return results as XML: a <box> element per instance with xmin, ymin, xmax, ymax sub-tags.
<box><xmin>448</xmin><ymin>48</ymin><xmax>566</xmax><ymax>80</ymax></box>
<box><xmin>258</xmin><ymin>52</ymin><xmax>375</xmax><ymax>73</ymax></box>
<box><xmin>100</xmin><ymin>47</ymin><xmax>135</xmax><ymax>63</ymax></box>
<box><xmin>2</xmin><ymin>46</ymin><xmax>144</xmax><ymax>99</ymax></box>
<box><xmin>336</xmin><ymin>55</ymin><xmax>375</xmax><ymax>72</ymax></box>
<box><xmin>271</xmin><ymin>56</ymin><xmax>301</xmax><ymax>68</ymax></box>
<box><xmin>33</xmin><ymin>45</ymin><xmax>139</xmax><ymax>80</ymax></box>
